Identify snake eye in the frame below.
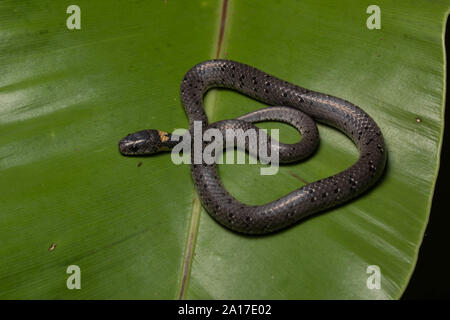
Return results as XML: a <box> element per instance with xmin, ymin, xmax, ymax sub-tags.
<box><xmin>129</xmin><ymin>144</ymin><xmax>138</xmax><ymax>153</ymax></box>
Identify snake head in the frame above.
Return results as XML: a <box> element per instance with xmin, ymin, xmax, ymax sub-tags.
<box><xmin>119</xmin><ymin>129</ymin><xmax>170</xmax><ymax>156</ymax></box>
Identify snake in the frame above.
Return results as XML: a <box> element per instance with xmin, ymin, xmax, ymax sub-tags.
<box><xmin>118</xmin><ymin>60</ymin><xmax>387</xmax><ymax>235</ymax></box>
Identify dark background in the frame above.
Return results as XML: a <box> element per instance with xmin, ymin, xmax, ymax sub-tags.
<box><xmin>402</xmin><ymin>18</ymin><xmax>449</xmax><ymax>299</ymax></box>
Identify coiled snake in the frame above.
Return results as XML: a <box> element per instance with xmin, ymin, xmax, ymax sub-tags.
<box><xmin>119</xmin><ymin>60</ymin><xmax>387</xmax><ymax>234</ymax></box>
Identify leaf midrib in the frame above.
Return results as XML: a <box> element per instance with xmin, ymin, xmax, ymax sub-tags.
<box><xmin>177</xmin><ymin>0</ymin><xmax>230</xmax><ymax>300</ymax></box>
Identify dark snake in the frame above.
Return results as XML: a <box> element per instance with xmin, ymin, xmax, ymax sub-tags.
<box><xmin>119</xmin><ymin>60</ymin><xmax>387</xmax><ymax>235</ymax></box>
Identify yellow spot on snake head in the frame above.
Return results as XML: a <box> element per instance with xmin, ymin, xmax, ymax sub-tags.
<box><xmin>158</xmin><ymin>130</ymin><xmax>169</xmax><ymax>142</ymax></box>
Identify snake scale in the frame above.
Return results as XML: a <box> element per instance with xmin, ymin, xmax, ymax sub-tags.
<box><xmin>119</xmin><ymin>60</ymin><xmax>387</xmax><ymax>234</ymax></box>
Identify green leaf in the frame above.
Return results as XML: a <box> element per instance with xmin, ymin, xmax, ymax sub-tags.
<box><xmin>0</xmin><ymin>0</ymin><xmax>448</xmax><ymax>299</ymax></box>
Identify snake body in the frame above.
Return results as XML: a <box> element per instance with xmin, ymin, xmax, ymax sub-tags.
<box><xmin>119</xmin><ymin>60</ymin><xmax>387</xmax><ymax>234</ymax></box>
